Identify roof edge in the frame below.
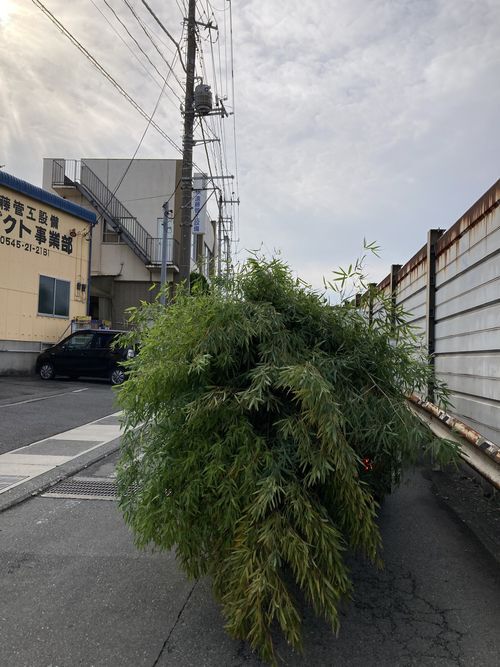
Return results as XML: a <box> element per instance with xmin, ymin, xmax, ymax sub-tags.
<box><xmin>0</xmin><ymin>170</ymin><xmax>97</xmax><ymax>225</ymax></box>
<box><xmin>435</xmin><ymin>179</ymin><xmax>499</xmax><ymax>256</ymax></box>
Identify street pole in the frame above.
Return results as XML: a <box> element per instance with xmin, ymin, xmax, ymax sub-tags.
<box><xmin>160</xmin><ymin>201</ymin><xmax>170</xmax><ymax>305</ymax></box>
<box><xmin>178</xmin><ymin>0</ymin><xmax>197</xmax><ymax>290</ymax></box>
<box><xmin>217</xmin><ymin>192</ymin><xmax>222</xmax><ymax>276</ymax></box>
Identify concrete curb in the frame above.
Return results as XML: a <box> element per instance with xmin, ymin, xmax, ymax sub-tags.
<box><xmin>0</xmin><ymin>436</ymin><xmax>122</xmax><ymax>513</ymax></box>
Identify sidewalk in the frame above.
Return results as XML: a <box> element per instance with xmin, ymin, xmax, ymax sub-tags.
<box><xmin>0</xmin><ymin>413</ymin><xmax>123</xmax><ymax>512</ymax></box>
<box><xmin>1</xmin><ymin>450</ymin><xmax>499</xmax><ymax>667</ymax></box>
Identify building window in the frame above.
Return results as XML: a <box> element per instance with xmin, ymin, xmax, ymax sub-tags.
<box><xmin>102</xmin><ymin>221</ymin><xmax>123</xmax><ymax>243</ymax></box>
<box><xmin>38</xmin><ymin>275</ymin><xmax>70</xmax><ymax>318</ymax></box>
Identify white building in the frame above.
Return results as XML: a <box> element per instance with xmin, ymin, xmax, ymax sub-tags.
<box><xmin>42</xmin><ymin>158</ymin><xmax>215</xmax><ymax>328</ymax></box>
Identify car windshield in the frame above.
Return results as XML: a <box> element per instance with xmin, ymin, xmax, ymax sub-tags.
<box><xmin>63</xmin><ymin>333</ymin><xmax>93</xmax><ymax>350</ymax></box>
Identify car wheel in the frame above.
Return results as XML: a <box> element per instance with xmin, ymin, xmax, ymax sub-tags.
<box><xmin>110</xmin><ymin>367</ymin><xmax>126</xmax><ymax>385</ymax></box>
<box><xmin>39</xmin><ymin>362</ymin><xmax>55</xmax><ymax>380</ymax></box>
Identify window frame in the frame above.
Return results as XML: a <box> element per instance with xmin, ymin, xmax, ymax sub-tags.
<box><xmin>102</xmin><ymin>221</ymin><xmax>124</xmax><ymax>244</ymax></box>
<box><xmin>37</xmin><ymin>275</ymin><xmax>71</xmax><ymax>319</ymax></box>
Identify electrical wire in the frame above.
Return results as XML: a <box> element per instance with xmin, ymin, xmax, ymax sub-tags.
<box><xmin>89</xmin><ymin>0</ymin><xmax>162</xmax><ymax>89</ymax></box>
<box><xmin>190</xmin><ymin>186</ymin><xmax>216</xmax><ymax>223</ymax></box>
<box><xmin>140</xmin><ymin>0</ymin><xmax>187</xmax><ymax>72</ymax></box>
<box><xmin>223</xmin><ymin>0</ymin><xmax>229</xmax><ymax>102</ymax></box>
<box><xmin>175</xmin><ymin>0</ymin><xmax>187</xmax><ymax>17</ymax></box>
<box><xmin>33</xmin><ymin>0</ymin><xmax>225</xmax><ymax>268</ymax></box>
<box><xmin>122</xmin><ymin>192</ymin><xmax>178</xmax><ymax>202</ymax></box>
<box><xmin>102</xmin><ymin>0</ymin><xmax>183</xmax><ymax>103</ymax></box>
<box><xmin>194</xmin><ymin>16</ymin><xmax>236</xmax><ymax>270</ymax></box>
<box><xmin>105</xmin><ymin>65</ymin><xmax>176</xmax><ymax>206</ymax></box>
<box><xmin>121</xmin><ymin>0</ymin><xmax>185</xmax><ymax>94</ymax></box>
<box><xmin>31</xmin><ymin>0</ymin><xmax>183</xmax><ymax>155</ymax></box>
<box><xmin>199</xmin><ymin>116</ymin><xmax>218</xmax><ymax>196</ymax></box>
<box><xmin>97</xmin><ymin>4</ymin><xmax>188</xmax><ymax>229</ymax></box>
<box><xmin>207</xmin><ymin>0</ymin><xmax>239</xmax><ymax>248</ymax></box>
<box><xmin>206</xmin><ymin>0</ymin><xmax>229</xmax><ymax>13</ymax></box>
<box><xmin>228</xmin><ymin>0</ymin><xmax>240</xmax><ymax>245</ymax></box>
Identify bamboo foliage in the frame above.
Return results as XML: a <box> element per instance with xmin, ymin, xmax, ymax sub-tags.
<box><xmin>116</xmin><ymin>257</ymin><xmax>457</xmax><ymax>664</ymax></box>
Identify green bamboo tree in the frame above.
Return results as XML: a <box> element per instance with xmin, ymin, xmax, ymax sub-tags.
<box><xmin>116</xmin><ymin>256</ymin><xmax>457</xmax><ymax>665</ymax></box>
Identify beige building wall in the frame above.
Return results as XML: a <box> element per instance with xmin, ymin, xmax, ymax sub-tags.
<box><xmin>0</xmin><ymin>181</ymin><xmax>91</xmax><ymax>355</ymax></box>
<box><xmin>41</xmin><ymin>158</ymin><xmax>216</xmax><ymax>328</ymax></box>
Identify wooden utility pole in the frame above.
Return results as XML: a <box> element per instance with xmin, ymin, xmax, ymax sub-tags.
<box><xmin>159</xmin><ymin>201</ymin><xmax>171</xmax><ymax>305</ymax></box>
<box><xmin>178</xmin><ymin>0</ymin><xmax>197</xmax><ymax>289</ymax></box>
<box><xmin>217</xmin><ymin>192</ymin><xmax>223</xmax><ymax>276</ymax></box>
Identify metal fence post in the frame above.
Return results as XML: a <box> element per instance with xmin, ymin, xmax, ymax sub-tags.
<box><xmin>425</xmin><ymin>229</ymin><xmax>444</xmax><ymax>403</ymax></box>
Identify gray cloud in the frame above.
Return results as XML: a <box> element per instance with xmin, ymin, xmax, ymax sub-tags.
<box><xmin>1</xmin><ymin>0</ymin><xmax>499</xmax><ymax>287</ymax></box>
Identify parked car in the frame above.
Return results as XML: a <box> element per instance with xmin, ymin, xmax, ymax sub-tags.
<box><xmin>36</xmin><ymin>329</ymin><xmax>135</xmax><ymax>385</ymax></box>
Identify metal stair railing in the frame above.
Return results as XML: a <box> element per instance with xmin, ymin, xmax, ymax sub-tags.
<box><xmin>51</xmin><ymin>159</ymin><xmax>179</xmax><ymax>267</ymax></box>
<box><xmin>79</xmin><ymin>161</ymin><xmax>151</xmax><ymax>264</ymax></box>
<box><xmin>145</xmin><ymin>237</ymin><xmax>180</xmax><ymax>266</ymax></box>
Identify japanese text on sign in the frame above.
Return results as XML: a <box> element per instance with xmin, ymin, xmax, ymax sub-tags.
<box><xmin>0</xmin><ymin>194</ymin><xmax>73</xmax><ymax>256</ymax></box>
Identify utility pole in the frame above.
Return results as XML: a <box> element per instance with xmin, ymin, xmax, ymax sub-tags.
<box><xmin>178</xmin><ymin>0</ymin><xmax>197</xmax><ymax>290</ymax></box>
<box><xmin>160</xmin><ymin>202</ymin><xmax>171</xmax><ymax>305</ymax></box>
<box><xmin>217</xmin><ymin>195</ymin><xmax>238</xmax><ymax>277</ymax></box>
<box><xmin>217</xmin><ymin>192</ymin><xmax>222</xmax><ymax>276</ymax></box>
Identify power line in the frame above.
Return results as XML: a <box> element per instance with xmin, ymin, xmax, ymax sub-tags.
<box><xmin>228</xmin><ymin>0</ymin><xmax>240</xmax><ymax>244</ymax></box>
<box><xmin>89</xmin><ymin>0</ymin><xmax>162</xmax><ymax>88</ymax></box>
<box><xmin>207</xmin><ymin>0</ymin><xmax>240</xmax><ymax>246</ymax></box>
<box><xmin>193</xmin><ymin>2</ymin><xmax>238</xmax><ymax>273</ymax></box>
<box><xmin>195</xmin><ymin>32</ymin><xmax>228</xmax><ymax>198</ymax></box>
<box><xmin>122</xmin><ymin>193</ymin><xmax>177</xmax><ymax>202</ymax></box>
<box><xmin>206</xmin><ymin>0</ymin><xmax>229</xmax><ymax>13</ymax></box>
<box><xmin>223</xmin><ymin>0</ymin><xmax>229</xmax><ymax>102</ymax></box>
<box><xmin>195</xmin><ymin>28</ymin><xmax>225</xmax><ymax>189</ymax></box>
<box><xmin>176</xmin><ymin>0</ymin><xmax>187</xmax><ymax>17</ymax></box>
<box><xmin>140</xmin><ymin>0</ymin><xmax>187</xmax><ymax>73</ymax></box>
<box><xmin>103</xmin><ymin>45</ymin><xmax>183</xmax><ymax>212</ymax></box>
<box><xmin>121</xmin><ymin>0</ymin><xmax>185</xmax><ymax>94</ymax></box>
<box><xmin>199</xmin><ymin>116</ymin><xmax>218</xmax><ymax>195</ymax></box>
<box><xmin>31</xmin><ymin>0</ymin><xmax>183</xmax><ymax>155</ymax></box>
<box><xmin>102</xmin><ymin>0</ymin><xmax>183</xmax><ymax>103</ymax></box>
<box><xmin>190</xmin><ymin>186</ymin><xmax>216</xmax><ymax>224</ymax></box>
<box><xmin>96</xmin><ymin>7</ymin><xmax>187</xmax><ymax>227</ymax></box>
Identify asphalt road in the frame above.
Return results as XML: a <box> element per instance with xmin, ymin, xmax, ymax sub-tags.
<box><xmin>0</xmin><ymin>459</ymin><xmax>498</xmax><ymax>667</ymax></box>
<box><xmin>0</xmin><ymin>376</ymin><xmax>118</xmax><ymax>455</ymax></box>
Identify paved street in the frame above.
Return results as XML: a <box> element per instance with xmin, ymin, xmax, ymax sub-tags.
<box><xmin>0</xmin><ymin>377</ymin><xmax>118</xmax><ymax>455</ymax></box>
<box><xmin>0</xmin><ymin>453</ymin><xmax>499</xmax><ymax>667</ymax></box>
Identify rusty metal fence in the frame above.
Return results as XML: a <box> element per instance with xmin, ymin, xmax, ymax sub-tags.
<box><xmin>369</xmin><ymin>179</ymin><xmax>500</xmax><ymax>446</ymax></box>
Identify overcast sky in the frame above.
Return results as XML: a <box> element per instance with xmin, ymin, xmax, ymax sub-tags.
<box><xmin>1</xmin><ymin>0</ymin><xmax>499</xmax><ymax>288</ymax></box>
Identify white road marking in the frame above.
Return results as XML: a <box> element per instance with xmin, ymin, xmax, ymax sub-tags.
<box><xmin>0</xmin><ymin>387</ymin><xmax>89</xmax><ymax>408</ymax></box>
<box><xmin>0</xmin><ymin>462</ymin><xmax>55</xmax><ymax>476</ymax></box>
<box><xmin>50</xmin><ymin>424</ymin><xmax>122</xmax><ymax>440</ymax></box>
<box><xmin>0</xmin><ymin>454</ymin><xmax>71</xmax><ymax>465</ymax></box>
<box><xmin>0</xmin><ymin>411</ymin><xmax>123</xmax><ymax>495</ymax></box>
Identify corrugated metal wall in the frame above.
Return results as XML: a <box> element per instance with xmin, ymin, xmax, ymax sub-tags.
<box><xmin>373</xmin><ymin>179</ymin><xmax>500</xmax><ymax>445</ymax></box>
<box><xmin>434</xmin><ymin>203</ymin><xmax>500</xmax><ymax>444</ymax></box>
<box><xmin>395</xmin><ymin>247</ymin><xmax>428</xmax><ymax>353</ymax></box>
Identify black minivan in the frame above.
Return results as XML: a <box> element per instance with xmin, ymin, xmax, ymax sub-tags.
<box><xmin>36</xmin><ymin>329</ymin><xmax>134</xmax><ymax>385</ymax></box>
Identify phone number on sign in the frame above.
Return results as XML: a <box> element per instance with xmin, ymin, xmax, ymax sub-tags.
<box><xmin>0</xmin><ymin>235</ymin><xmax>50</xmax><ymax>256</ymax></box>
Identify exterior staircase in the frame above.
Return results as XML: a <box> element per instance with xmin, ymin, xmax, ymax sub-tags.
<box><xmin>51</xmin><ymin>159</ymin><xmax>177</xmax><ymax>267</ymax></box>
